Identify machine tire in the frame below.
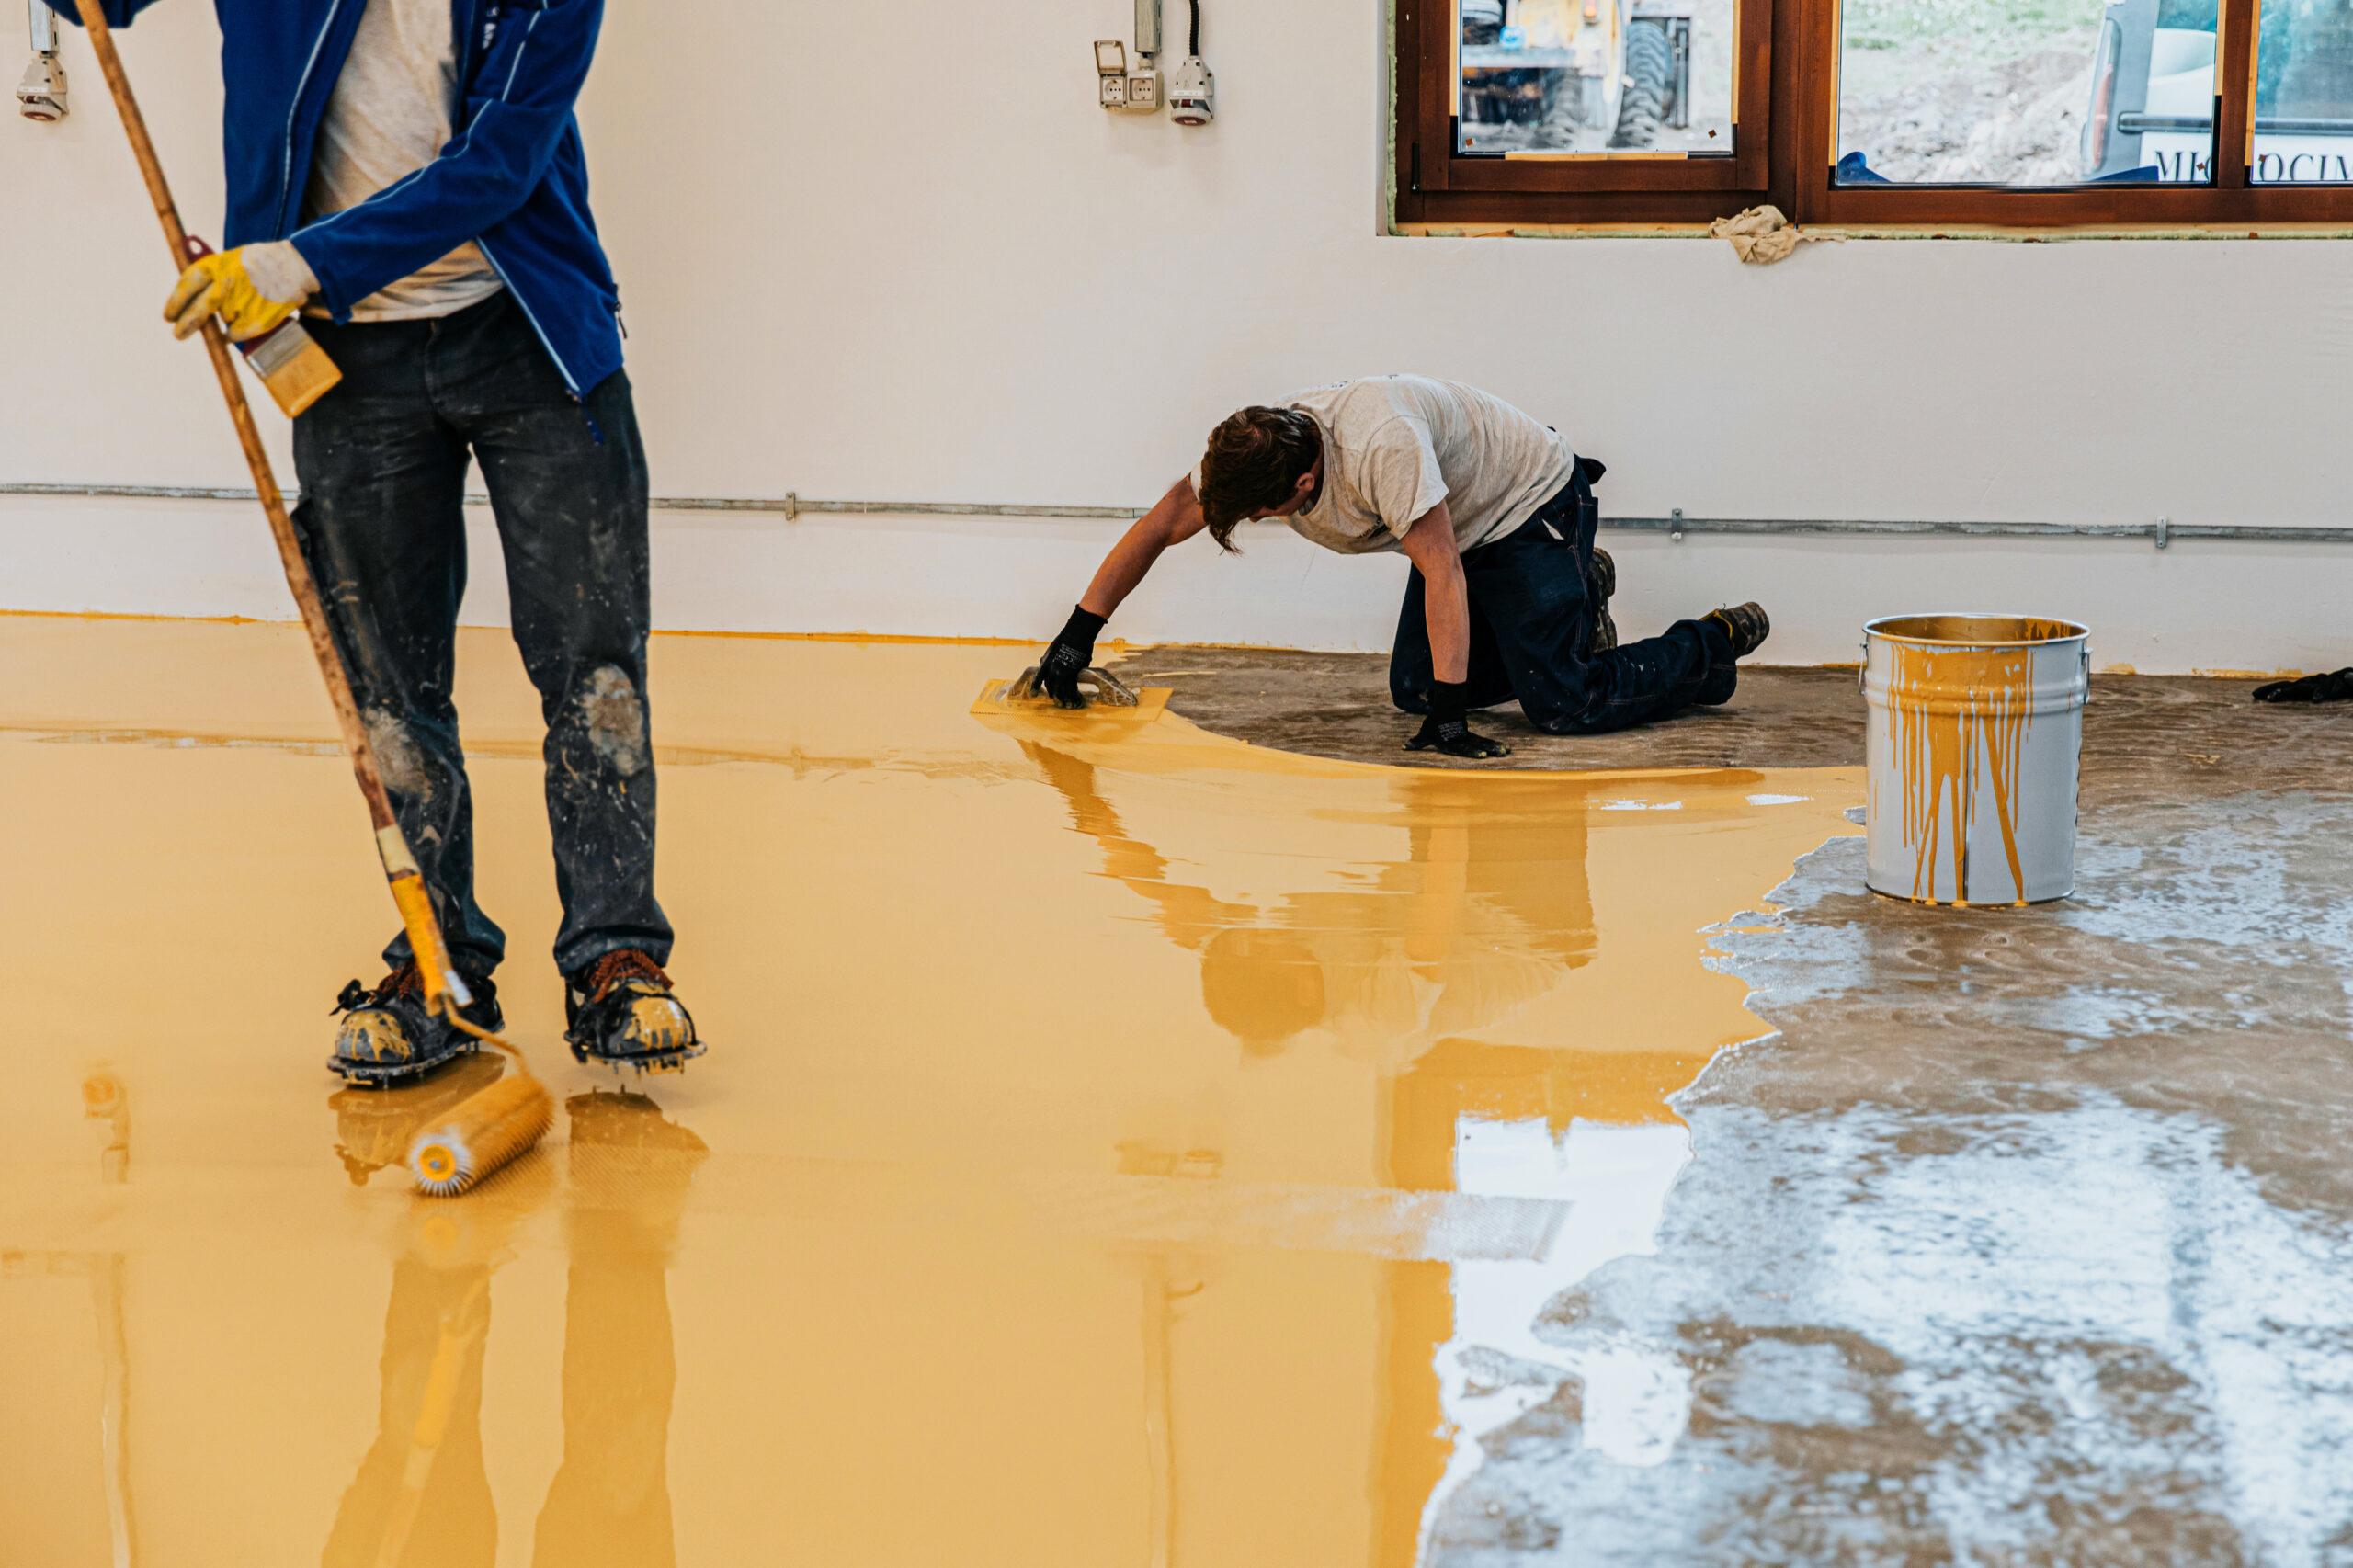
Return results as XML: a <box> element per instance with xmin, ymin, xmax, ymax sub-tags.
<box><xmin>1609</xmin><ymin>20</ymin><xmax>1674</xmax><ymax>149</ymax></box>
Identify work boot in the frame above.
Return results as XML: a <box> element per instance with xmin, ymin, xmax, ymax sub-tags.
<box><xmin>1703</xmin><ymin>601</ymin><xmax>1770</xmax><ymax>659</ymax></box>
<box><xmin>565</xmin><ymin>949</ymin><xmax>704</xmax><ymax>1074</ymax></box>
<box><xmin>328</xmin><ymin>960</ymin><xmax>501</xmax><ymax>1087</ymax></box>
<box><xmin>1587</xmin><ymin>547</ymin><xmax>1618</xmax><ymax>656</ymax></box>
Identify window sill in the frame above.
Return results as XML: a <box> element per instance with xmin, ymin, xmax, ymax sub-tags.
<box><xmin>1391</xmin><ymin>220</ymin><xmax>2353</xmax><ymax>241</ymax></box>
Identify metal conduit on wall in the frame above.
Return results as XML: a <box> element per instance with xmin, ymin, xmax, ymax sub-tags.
<box><xmin>4</xmin><ymin>483</ymin><xmax>2351</xmax><ymax>546</ymax></box>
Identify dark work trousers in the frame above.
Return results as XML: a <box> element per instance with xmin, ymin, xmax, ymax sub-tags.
<box><xmin>292</xmin><ymin>291</ymin><xmax>672</xmax><ymax>981</ymax></box>
<box><xmin>1390</xmin><ymin>472</ymin><xmax>1736</xmax><ymax>733</ymax></box>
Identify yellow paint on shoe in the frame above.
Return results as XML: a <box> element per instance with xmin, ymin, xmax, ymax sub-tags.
<box><xmin>335</xmin><ymin>1006</ymin><xmax>413</xmax><ymax>1065</ymax></box>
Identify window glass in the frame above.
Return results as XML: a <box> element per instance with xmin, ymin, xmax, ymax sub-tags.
<box><xmin>2254</xmin><ymin>0</ymin><xmax>2353</xmax><ymax>181</ymax></box>
<box><xmin>1836</xmin><ymin>0</ymin><xmax>2216</xmax><ymax>183</ymax></box>
<box><xmin>1455</xmin><ymin>0</ymin><xmax>1735</xmax><ymax>154</ymax></box>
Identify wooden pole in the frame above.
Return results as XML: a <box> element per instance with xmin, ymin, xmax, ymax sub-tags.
<box><xmin>69</xmin><ymin>0</ymin><xmax>472</xmax><ymax>1011</ymax></box>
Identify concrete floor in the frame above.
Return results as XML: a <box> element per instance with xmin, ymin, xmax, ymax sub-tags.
<box><xmin>1113</xmin><ymin>648</ymin><xmax>1866</xmax><ymax>772</ymax></box>
<box><xmin>9</xmin><ymin>616</ymin><xmax>2353</xmax><ymax>1566</ymax></box>
<box><xmin>1113</xmin><ymin>645</ymin><xmax>2350</xmax><ymax>790</ymax></box>
<box><xmin>1127</xmin><ymin>645</ymin><xmax>2353</xmax><ymax>1564</ymax></box>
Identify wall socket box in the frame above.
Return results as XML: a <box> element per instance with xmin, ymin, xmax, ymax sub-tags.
<box><xmin>1094</xmin><ymin>39</ymin><xmax>1160</xmax><ymax>111</ymax></box>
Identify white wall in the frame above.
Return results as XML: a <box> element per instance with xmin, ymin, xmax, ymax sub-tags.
<box><xmin>3</xmin><ymin>0</ymin><xmax>2349</xmax><ymax>673</ymax></box>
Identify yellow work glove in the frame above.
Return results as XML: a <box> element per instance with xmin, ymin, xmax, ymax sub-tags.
<box><xmin>163</xmin><ymin>241</ymin><xmax>316</xmax><ymax>342</ymax></box>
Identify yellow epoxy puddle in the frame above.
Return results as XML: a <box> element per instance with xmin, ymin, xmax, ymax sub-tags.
<box><xmin>0</xmin><ymin>616</ymin><xmax>1859</xmax><ymax>1568</ymax></box>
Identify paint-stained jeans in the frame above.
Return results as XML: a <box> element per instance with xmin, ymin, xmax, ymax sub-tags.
<box><xmin>1391</xmin><ymin>471</ymin><xmax>1736</xmax><ymax>733</ymax></box>
<box><xmin>292</xmin><ymin>291</ymin><xmax>672</xmax><ymax>979</ymax></box>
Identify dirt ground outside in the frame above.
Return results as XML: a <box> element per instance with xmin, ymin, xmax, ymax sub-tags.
<box><xmin>1459</xmin><ymin>0</ymin><xmax>2109</xmax><ymax>177</ymax></box>
<box><xmin>1836</xmin><ymin>0</ymin><xmax>2108</xmax><ymax>182</ymax></box>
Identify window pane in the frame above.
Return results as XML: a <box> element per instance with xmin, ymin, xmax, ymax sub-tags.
<box><xmin>1454</xmin><ymin>0</ymin><xmax>1734</xmax><ymax>154</ymax></box>
<box><xmin>1836</xmin><ymin>0</ymin><xmax>2216</xmax><ymax>184</ymax></box>
<box><xmin>2255</xmin><ymin>0</ymin><xmax>2353</xmax><ymax>182</ymax></box>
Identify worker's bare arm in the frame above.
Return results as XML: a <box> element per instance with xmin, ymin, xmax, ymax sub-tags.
<box><xmin>1398</xmin><ymin>503</ymin><xmax>1510</xmax><ymax>758</ymax></box>
<box><xmin>1079</xmin><ymin>477</ymin><xmax>1210</xmax><ymax>619</ymax></box>
<box><xmin>1397</xmin><ymin>502</ymin><xmax>1470</xmax><ymax>685</ymax></box>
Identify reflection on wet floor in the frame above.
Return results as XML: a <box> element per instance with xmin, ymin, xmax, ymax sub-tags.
<box><xmin>321</xmin><ymin>1085</ymin><xmax>698</xmax><ymax>1568</ymax></box>
<box><xmin>990</xmin><ymin>712</ymin><xmax>1847</xmax><ymax>1558</ymax></box>
<box><xmin>1</xmin><ymin>617</ymin><xmax>1855</xmax><ymax>1565</ymax></box>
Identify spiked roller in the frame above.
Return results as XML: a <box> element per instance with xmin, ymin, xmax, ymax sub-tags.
<box><xmin>405</xmin><ymin>1071</ymin><xmax>554</xmax><ymax>1198</ymax></box>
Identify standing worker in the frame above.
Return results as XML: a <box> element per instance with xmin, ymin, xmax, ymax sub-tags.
<box><xmin>1033</xmin><ymin>375</ymin><xmax>1770</xmax><ymax>757</ymax></box>
<box><xmin>52</xmin><ymin>0</ymin><xmax>700</xmax><ymax>1079</ymax></box>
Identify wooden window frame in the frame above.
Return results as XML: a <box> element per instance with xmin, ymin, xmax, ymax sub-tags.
<box><xmin>1395</xmin><ymin>0</ymin><xmax>1777</xmax><ymax>223</ymax></box>
<box><xmin>1393</xmin><ymin>0</ymin><xmax>2353</xmax><ymax>229</ymax></box>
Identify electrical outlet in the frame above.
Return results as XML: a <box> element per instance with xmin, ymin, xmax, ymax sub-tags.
<box><xmin>1099</xmin><ymin>72</ymin><xmax>1128</xmax><ymax>108</ymax></box>
<box><xmin>1126</xmin><ymin>71</ymin><xmax>1158</xmax><ymax>109</ymax></box>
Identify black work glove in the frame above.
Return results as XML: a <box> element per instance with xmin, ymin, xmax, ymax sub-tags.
<box><xmin>2254</xmin><ymin>666</ymin><xmax>2353</xmax><ymax>703</ymax></box>
<box><xmin>1405</xmin><ymin>681</ymin><xmax>1512</xmax><ymax>758</ymax></box>
<box><xmin>1036</xmin><ymin>605</ymin><xmax>1108</xmax><ymax>708</ymax></box>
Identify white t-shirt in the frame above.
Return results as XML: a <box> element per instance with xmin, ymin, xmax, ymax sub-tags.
<box><xmin>1193</xmin><ymin>376</ymin><xmax>1577</xmax><ymax>555</ymax></box>
<box><xmin>301</xmin><ymin>0</ymin><xmax>505</xmax><ymax>322</ymax></box>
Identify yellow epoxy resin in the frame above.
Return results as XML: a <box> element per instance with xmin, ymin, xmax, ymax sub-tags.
<box><xmin>0</xmin><ymin>614</ymin><xmax>1859</xmax><ymax>1568</ymax></box>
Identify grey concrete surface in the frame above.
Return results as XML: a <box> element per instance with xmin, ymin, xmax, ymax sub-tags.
<box><xmin>1115</xmin><ymin>646</ymin><xmax>2341</xmax><ymax>792</ymax></box>
<box><xmin>1111</xmin><ymin>647</ymin><xmax>1866</xmax><ymax>770</ymax></box>
<box><xmin>1124</xmin><ymin>644</ymin><xmax>2353</xmax><ymax>1565</ymax></box>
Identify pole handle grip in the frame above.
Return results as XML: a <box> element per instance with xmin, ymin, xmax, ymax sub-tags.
<box><xmin>387</xmin><ymin>871</ymin><xmax>473</xmax><ymax>1012</ymax></box>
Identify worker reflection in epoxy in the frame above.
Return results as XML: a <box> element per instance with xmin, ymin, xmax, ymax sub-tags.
<box><xmin>1017</xmin><ymin>739</ymin><xmax>1593</xmax><ymax>1064</ymax></box>
<box><xmin>1035</xmin><ymin>377</ymin><xmax>1770</xmax><ymax>756</ymax></box>
<box><xmin>51</xmin><ymin>0</ymin><xmax>699</xmax><ymax>1076</ymax></box>
<box><xmin>323</xmin><ymin>1084</ymin><xmax>701</xmax><ymax>1568</ymax></box>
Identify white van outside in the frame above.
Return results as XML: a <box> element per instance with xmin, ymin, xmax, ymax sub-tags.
<box><xmin>2081</xmin><ymin>0</ymin><xmax>2353</xmax><ymax>182</ymax></box>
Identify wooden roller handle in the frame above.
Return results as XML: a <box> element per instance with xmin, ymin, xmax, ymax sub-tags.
<box><xmin>70</xmin><ymin>0</ymin><xmax>471</xmax><ymax>1012</ymax></box>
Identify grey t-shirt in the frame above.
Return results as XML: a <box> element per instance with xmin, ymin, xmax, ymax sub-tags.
<box><xmin>1194</xmin><ymin>376</ymin><xmax>1576</xmax><ymax>555</ymax></box>
<box><xmin>300</xmin><ymin>0</ymin><xmax>505</xmax><ymax>322</ymax></box>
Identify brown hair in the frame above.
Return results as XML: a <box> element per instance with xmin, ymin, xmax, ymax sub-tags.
<box><xmin>1197</xmin><ymin>406</ymin><xmax>1321</xmax><ymax>551</ymax></box>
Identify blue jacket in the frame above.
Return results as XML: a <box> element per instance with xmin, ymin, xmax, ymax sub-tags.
<box><xmin>55</xmin><ymin>0</ymin><xmax>622</xmax><ymax>396</ymax></box>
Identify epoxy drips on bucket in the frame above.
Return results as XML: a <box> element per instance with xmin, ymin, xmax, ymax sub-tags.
<box><xmin>1862</xmin><ymin>615</ymin><xmax>2089</xmax><ymax>905</ymax></box>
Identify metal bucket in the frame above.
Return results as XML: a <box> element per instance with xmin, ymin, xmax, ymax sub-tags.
<box><xmin>1861</xmin><ymin>613</ymin><xmax>2089</xmax><ymax>905</ymax></box>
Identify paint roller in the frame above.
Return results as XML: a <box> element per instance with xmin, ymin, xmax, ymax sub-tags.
<box><xmin>72</xmin><ymin>0</ymin><xmax>550</xmax><ymax>1196</ymax></box>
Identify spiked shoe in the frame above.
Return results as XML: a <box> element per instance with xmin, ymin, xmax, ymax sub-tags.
<box><xmin>565</xmin><ymin>949</ymin><xmax>704</xmax><ymax>1074</ymax></box>
<box><xmin>329</xmin><ymin>960</ymin><xmax>502</xmax><ymax>1087</ymax></box>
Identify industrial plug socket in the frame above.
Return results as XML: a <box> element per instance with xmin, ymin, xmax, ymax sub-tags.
<box><xmin>16</xmin><ymin>51</ymin><xmax>66</xmax><ymax>121</ymax></box>
<box><xmin>1168</xmin><ymin>56</ymin><xmax>1213</xmax><ymax>124</ymax></box>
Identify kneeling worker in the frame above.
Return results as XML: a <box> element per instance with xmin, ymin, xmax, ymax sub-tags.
<box><xmin>1034</xmin><ymin>375</ymin><xmax>1768</xmax><ymax>757</ymax></box>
